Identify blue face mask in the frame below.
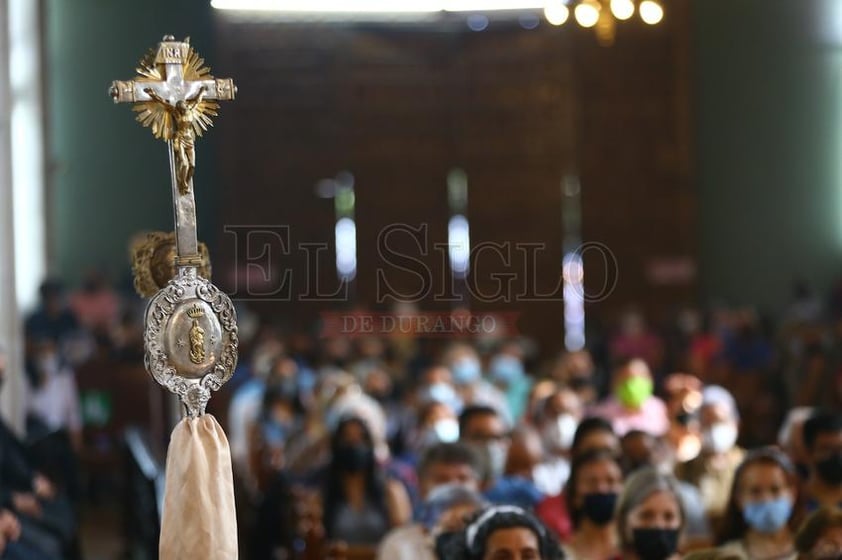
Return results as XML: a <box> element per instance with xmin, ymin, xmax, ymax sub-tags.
<box><xmin>423</xmin><ymin>382</ymin><xmax>464</xmax><ymax>413</ymax></box>
<box><xmin>743</xmin><ymin>496</ymin><xmax>792</xmax><ymax>533</ymax></box>
<box><xmin>489</xmin><ymin>355</ymin><xmax>524</xmax><ymax>386</ymax></box>
<box><xmin>262</xmin><ymin>419</ymin><xmax>289</xmax><ymax>447</ymax></box>
<box><xmin>451</xmin><ymin>358</ymin><xmax>482</xmax><ymax>386</ymax></box>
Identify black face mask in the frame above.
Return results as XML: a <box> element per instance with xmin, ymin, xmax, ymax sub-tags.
<box><xmin>434</xmin><ymin>530</ymin><xmax>462</xmax><ymax>559</ymax></box>
<box><xmin>631</xmin><ymin>528</ymin><xmax>679</xmax><ymax>560</ymax></box>
<box><xmin>675</xmin><ymin>412</ymin><xmax>693</xmax><ymax>426</ymax></box>
<box><xmin>581</xmin><ymin>492</ymin><xmax>618</xmax><ymax>526</ymax></box>
<box><xmin>568</xmin><ymin>377</ymin><xmax>592</xmax><ymax>391</ymax></box>
<box><xmin>795</xmin><ymin>462</ymin><xmax>811</xmax><ymax>481</ymax></box>
<box><xmin>335</xmin><ymin>444</ymin><xmax>373</xmax><ymax>473</ymax></box>
<box><xmin>816</xmin><ymin>453</ymin><xmax>842</xmax><ymax>485</ymax></box>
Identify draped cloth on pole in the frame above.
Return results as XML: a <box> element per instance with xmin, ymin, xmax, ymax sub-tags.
<box><xmin>159</xmin><ymin>415</ymin><xmax>238</xmax><ymax>559</ymax></box>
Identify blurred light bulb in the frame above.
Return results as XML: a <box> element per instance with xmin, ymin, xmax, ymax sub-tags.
<box><xmin>610</xmin><ymin>0</ymin><xmax>634</xmax><ymax>20</ymax></box>
<box><xmin>639</xmin><ymin>0</ymin><xmax>663</xmax><ymax>24</ymax></box>
<box><xmin>544</xmin><ymin>1</ymin><xmax>569</xmax><ymax>25</ymax></box>
<box><xmin>574</xmin><ymin>0</ymin><xmax>601</xmax><ymax>28</ymax></box>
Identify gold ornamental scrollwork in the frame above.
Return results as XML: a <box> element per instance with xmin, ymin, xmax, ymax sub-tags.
<box><xmin>130</xmin><ymin>231</ymin><xmax>211</xmax><ymax>298</ymax></box>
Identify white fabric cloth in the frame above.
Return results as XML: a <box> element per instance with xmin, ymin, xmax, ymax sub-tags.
<box><xmin>160</xmin><ymin>415</ymin><xmax>238</xmax><ymax>560</ymax></box>
<box><xmin>376</xmin><ymin>523</ymin><xmax>434</xmax><ymax>560</ymax></box>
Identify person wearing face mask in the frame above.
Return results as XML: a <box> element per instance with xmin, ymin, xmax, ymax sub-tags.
<box><xmin>484</xmin><ymin>427</ymin><xmax>545</xmax><ymax>510</ymax></box>
<box><xmin>253</xmin><ymin>383</ymin><xmax>300</xmax><ymax>479</ymax></box>
<box><xmin>26</xmin><ymin>340</ymin><xmax>82</xmax><ymax>449</ymax></box>
<box><xmin>459</xmin><ymin>405</ymin><xmax>511</xmax><ymax>490</ymax></box>
<box><xmin>676</xmin><ymin>385</ymin><xmax>745</xmax><ymax>524</ymax></box>
<box><xmin>419</xmin><ymin>365</ymin><xmax>465</xmax><ymax>415</ymax></box>
<box><xmin>802</xmin><ymin>412</ymin><xmax>842</xmax><ymax>513</ymax></box>
<box><xmin>445</xmin><ymin>343</ymin><xmax>511</xmax><ymax>426</ymax></box>
<box><xmin>590</xmin><ymin>358</ymin><xmax>670</xmax><ymax>437</ymax></box>
<box><xmin>620</xmin><ymin>431</ymin><xmax>711</xmax><ymax>547</ymax></box>
<box><xmin>489</xmin><ymin>354</ymin><xmax>527</xmax><ymax>414</ymax></box>
<box><xmin>409</xmin><ymin>401</ymin><xmax>462</xmax><ymax>462</ymax></box>
<box><xmin>532</xmin><ymin>388</ymin><xmax>583</xmax><ymax>496</ymax></box>
<box><xmin>550</xmin><ymin>350</ymin><xmax>601</xmax><ymax>408</ymax></box>
<box><xmin>536</xmin><ymin>416</ymin><xmax>621</xmax><ymax>542</ymax></box>
<box><xmin>377</xmin><ymin>442</ymin><xmax>483</xmax><ymax>560</ymax></box>
<box><xmin>430</xmin><ymin>489</ymin><xmax>489</xmax><ymax>560</ymax></box>
<box><xmin>716</xmin><ymin>448</ymin><xmax>800</xmax><ymax>560</ymax></box>
<box><xmin>616</xmin><ymin>467</ymin><xmax>686</xmax><ymax>560</ymax></box>
<box><xmin>322</xmin><ymin>416</ymin><xmax>411</xmax><ymax>546</ymax></box>
<box><xmin>663</xmin><ymin>373</ymin><xmax>704</xmax><ymax>464</ymax></box>
<box><xmin>562</xmin><ymin>449</ymin><xmax>625</xmax><ymax>560</ymax></box>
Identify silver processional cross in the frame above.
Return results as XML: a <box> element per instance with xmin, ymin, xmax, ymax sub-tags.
<box><xmin>110</xmin><ymin>36</ymin><xmax>238</xmax><ymax>417</ymax></box>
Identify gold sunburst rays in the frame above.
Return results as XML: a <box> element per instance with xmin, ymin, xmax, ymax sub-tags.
<box><xmin>129</xmin><ymin>45</ymin><xmax>220</xmax><ymax>141</ymax></box>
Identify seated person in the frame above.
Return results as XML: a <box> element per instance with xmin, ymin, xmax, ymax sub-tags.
<box><xmin>377</xmin><ymin>442</ymin><xmax>483</xmax><ymax>560</ymax></box>
<box><xmin>675</xmin><ymin>385</ymin><xmax>744</xmax><ymax>523</ymax></box>
<box><xmin>0</xmin><ymin>344</ymin><xmax>74</xmax><ymax>559</ymax></box>
<box><xmin>621</xmin><ymin>430</ymin><xmax>711</xmax><ymax>546</ymax></box>
<box><xmin>532</xmin><ymin>387</ymin><xmax>584</xmax><ymax>496</ymax></box>
<box><xmin>716</xmin><ymin>448</ymin><xmax>799</xmax><ymax>560</ymax></box>
<box><xmin>589</xmin><ymin>358</ymin><xmax>669</xmax><ymax>437</ymax></box>
<box><xmin>562</xmin><ymin>449</ymin><xmax>625</xmax><ymax>560</ymax></box>
<box><xmin>459</xmin><ymin>405</ymin><xmax>511</xmax><ymax>490</ymax></box>
<box><xmin>439</xmin><ymin>505</ymin><xmax>563</xmax><ymax>560</ymax></box>
<box><xmin>405</xmin><ymin>401</ymin><xmax>460</xmax><ymax>463</ymax></box>
<box><xmin>615</xmin><ymin>467</ymin><xmax>686</xmax><ymax>560</ymax></box>
<box><xmin>536</xmin><ymin>416</ymin><xmax>620</xmax><ymax>541</ymax></box>
<box><xmin>794</xmin><ymin>507</ymin><xmax>842</xmax><ymax>559</ymax></box>
<box><xmin>484</xmin><ymin>427</ymin><xmax>545</xmax><ymax>510</ymax></box>
<box><xmin>321</xmin><ymin>415</ymin><xmax>411</xmax><ymax>546</ymax></box>
<box><xmin>802</xmin><ymin>411</ymin><xmax>842</xmax><ymax>512</ymax></box>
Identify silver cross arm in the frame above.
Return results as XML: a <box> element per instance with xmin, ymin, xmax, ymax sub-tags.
<box><xmin>110</xmin><ymin>76</ymin><xmax>236</xmax><ymax>105</ymax></box>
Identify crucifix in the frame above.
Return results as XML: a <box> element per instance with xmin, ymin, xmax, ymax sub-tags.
<box><xmin>110</xmin><ymin>35</ymin><xmax>235</xmax><ymax>266</ymax></box>
<box><xmin>110</xmin><ymin>36</ymin><xmax>238</xmax><ymax>417</ymax></box>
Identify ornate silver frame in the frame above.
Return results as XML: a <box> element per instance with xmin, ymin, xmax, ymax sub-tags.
<box><xmin>144</xmin><ymin>267</ymin><xmax>239</xmax><ymax>417</ymax></box>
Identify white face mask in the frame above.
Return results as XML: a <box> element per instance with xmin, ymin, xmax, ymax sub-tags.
<box><xmin>484</xmin><ymin>441</ymin><xmax>509</xmax><ymax>480</ymax></box>
<box><xmin>703</xmin><ymin>422</ymin><xmax>738</xmax><ymax>453</ymax></box>
<box><xmin>432</xmin><ymin>418</ymin><xmax>460</xmax><ymax>443</ymax></box>
<box><xmin>426</xmin><ymin>481</ymin><xmax>478</xmax><ymax>503</ymax></box>
<box><xmin>542</xmin><ymin>414</ymin><xmax>578</xmax><ymax>453</ymax></box>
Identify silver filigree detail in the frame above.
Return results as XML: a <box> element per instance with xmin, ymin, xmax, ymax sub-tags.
<box><xmin>144</xmin><ymin>266</ymin><xmax>238</xmax><ymax>417</ymax></box>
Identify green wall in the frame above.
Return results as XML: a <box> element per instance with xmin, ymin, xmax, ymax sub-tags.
<box><xmin>694</xmin><ymin>0</ymin><xmax>842</xmax><ymax>311</ymax></box>
<box><xmin>46</xmin><ymin>0</ymin><xmax>219</xmax><ymax>285</ymax></box>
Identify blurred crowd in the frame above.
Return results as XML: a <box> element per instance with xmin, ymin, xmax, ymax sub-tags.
<box><xmin>6</xmin><ymin>273</ymin><xmax>842</xmax><ymax>559</ymax></box>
